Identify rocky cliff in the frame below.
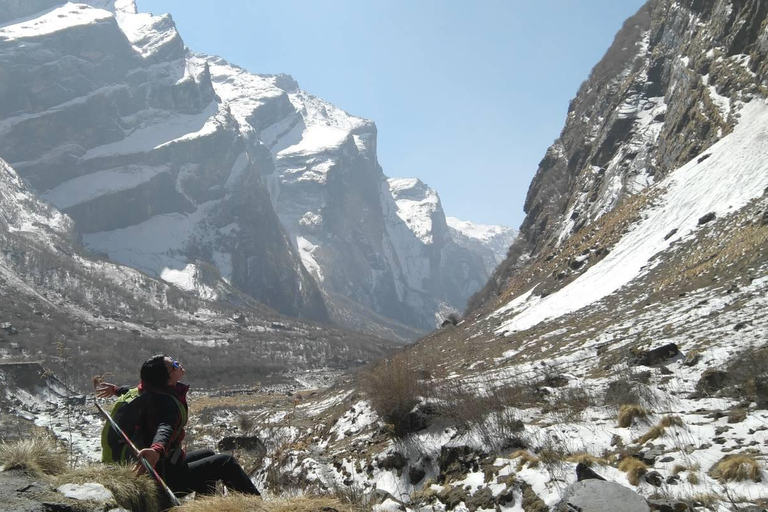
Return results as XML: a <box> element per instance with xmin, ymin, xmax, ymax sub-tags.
<box><xmin>473</xmin><ymin>0</ymin><xmax>768</xmax><ymax>309</ymax></box>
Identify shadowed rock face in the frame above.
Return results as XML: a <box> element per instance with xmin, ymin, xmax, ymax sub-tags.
<box><xmin>473</xmin><ymin>0</ymin><xmax>768</xmax><ymax>310</ymax></box>
<box><xmin>0</xmin><ymin>2</ymin><xmax>327</xmax><ymax>322</ymax></box>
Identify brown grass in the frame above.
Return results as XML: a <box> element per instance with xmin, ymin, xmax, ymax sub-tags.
<box><xmin>566</xmin><ymin>452</ymin><xmax>609</xmax><ymax>467</ymax></box>
<box><xmin>618</xmin><ymin>457</ymin><xmax>648</xmax><ymax>485</ymax></box>
<box><xmin>659</xmin><ymin>415</ymin><xmax>683</xmax><ymax>428</ymax></box>
<box><xmin>510</xmin><ymin>450</ymin><xmax>540</xmax><ymax>471</ymax></box>
<box><xmin>0</xmin><ymin>433</ymin><xmax>67</xmax><ymax>477</ymax></box>
<box><xmin>710</xmin><ymin>454</ymin><xmax>762</xmax><ymax>483</ymax></box>
<box><xmin>58</xmin><ymin>464</ymin><xmax>160</xmax><ymax>512</ymax></box>
<box><xmin>687</xmin><ymin>472</ymin><xmax>700</xmax><ymax>485</ymax></box>
<box><xmin>171</xmin><ymin>494</ymin><xmax>364</xmax><ymax>511</ymax></box>
<box><xmin>635</xmin><ymin>425</ymin><xmax>665</xmax><ymax>445</ymax></box>
<box><xmin>617</xmin><ymin>404</ymin><xmax>649</xmax><ymax>427</ymax></box>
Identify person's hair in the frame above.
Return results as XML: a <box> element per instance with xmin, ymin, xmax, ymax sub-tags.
<box><xmin>141</xmin><ymin>354</ymin><xmax>169</xmax><ymax>388</ymax></box>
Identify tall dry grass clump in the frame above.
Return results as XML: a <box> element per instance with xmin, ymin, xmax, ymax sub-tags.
<box><xmin>57</xmin><ymin>464</ymin><xmax>160</xmax><ymax>512</ymax></box>
<box><xmin>0</xmin><ymin>433</ymin><xmax>67</xmax><ymax>477</ymax></box>
<box><xmin>709</xmin><ymin>454</ymin><xmax>762</xmax><ymax>483</ymax></box>
<box><xmin>171</xmin><ymin>494</ymin><xmax>363</xmax><ymax>511</ymax></box>
<box><xmin>359</xmin><ymin>355</ymin><xmax>424</xmax><ymax>437</ymax></box>
<box><xmin>618</xmin><ymin>457</ymin><xmax>648</xmax><ymax>485</ymax></box>
<box><xmin>617</xmin><ymin>404</ymin><xmax>650</xmax><ymax>427</ymax></box>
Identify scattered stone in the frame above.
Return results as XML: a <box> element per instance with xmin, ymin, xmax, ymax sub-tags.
<box><xmin>542</xmin><ymin>374</ymin><xmax>569</xmax><ymax>388</ymax></box>
<box><xmin>683</xmin><ymin>352</ymin><xmax>700</xmax><ymax>367</ymax></box>
<box><xmin>408</xmin><ymin>467</ymin><xmax>426</xmax><ymax>485</ymax></box>
<box><xmin>57</xmin><ymin>483</ymin><xmax>113</xmax><ymax>502</ymax></box>
<box><xmin>554</xmin><ymin>480</ymin><xmax>650</xmax><ymax>512</ymax></box>
<box><xmin>728</xmin><ymin>409</ymin><xmax>747</xmax><ymax>423</ymax></box>
<box><xmin>665</xmin><ymin>475</ymin><xmax>680</xmax><ymax>485</ymax></box>
<box><xmin>630</xmin><ymin>343</ymin><xmax>680</xmax><ymax>366</ymax></box>
<box><xmin>659</xmin><ymin>456</ymin><xmax>675</xmax><ymax>463</ymax></box>
<box><xmin>218</xmin><ymin>436</ymin><xmax>266</xmax><ymax>455</ymax></box>
<box><xmin>715</xmin><ymin>426</ymin><xmax>732</xmax><ymax>435</ymax></box>
<box><xmin>698</xmin><ymin>211</ymin><xmax>716</xmax><ymax>225</ymax></box>
<box><xmin>379</xmin><ymin>452</ymin><xmax>408</xmax><ymax>473</ymax></box>
<box><xmin>664</xmin><ymin>228</ymin><xmax>678</xmax><ymax>240</ymax></box>
<box><xmin>576</xmin><ymin>462</ymin><xmax>606</xmax><ymax>481</ymax></box>
<box><xmin>712</xmin><ymin>437</ymin><xmax>727</xmax><ymax>445</ymax></box>
<box><xmin>734</xmin><ymin>321</ymin><xmax>750</xmax><ymax>331</ymax></box>
<box><xmin>645</xmin><ymin>471</ymin><xmax>663</xmax><ymax>487</ymax></box>
<box><xmin>648</xmin><ymin>498</ymin><xmax>691</xmax><ymax>511</ymax></box>
<box><xmin>437</xmin><ymin>446</ymin><xmax>484</xmax><ymax>484</ymax></box>
<box><xmin>699</xmin><ymin>443</ymin><xmax>712</xmax><ymax>450</ymax></box>
<box><xmin>437</xmin><ymin>485</ymin><xmax>468</xmax><ymax>510</ymax></box>
<box><xmin>641</xmin><ymin>449</ymin><xmax>663</xmax><ymax>465</ymax></box>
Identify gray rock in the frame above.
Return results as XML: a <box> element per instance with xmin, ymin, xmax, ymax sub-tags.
<box><xmin>554</xmin><ymin>480</ymin><xmax>650</xmax><ymax>512</ymax></box>
<box><xmin>57</xmin><ymin>483</ymin><xmax>113</xmax><ymax>502</ymax></box>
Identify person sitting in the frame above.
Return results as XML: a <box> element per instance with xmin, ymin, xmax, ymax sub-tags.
<box><xmin>96</xmin><ymin>354</ymin><xmax>260</xmax><ymax>498</ymax></box>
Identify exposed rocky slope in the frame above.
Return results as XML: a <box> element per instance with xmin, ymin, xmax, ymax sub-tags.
<box><xmin>0</xmin><ymin>0</ymin><xmax>509</xmax><ymax>338</ymax></box>
<box><xmin>472</xmin><ymin>0</ymin><xmax>768</xmax><ymax>309</ymax></box>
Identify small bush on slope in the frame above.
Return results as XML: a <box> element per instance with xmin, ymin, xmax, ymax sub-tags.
<box><xmin>57</xmin><ymin>464</ymin><xmax>160</xmax><ymax>512</ymax></box>
<box><xmin>0</xmin><ymin>433</ymin><xmax>67</xmax><ymax>477</ymax></box>
<box><xmin>709</xmin><ymin>454</ymin><xmax>762</xmax><ymax>483</ymax></box>
<box><xmin>617</xmin><ymin>404</ymin><xmax>650</xmax><ymax>427</ymax></box>
<box><xmin>359</xmin><ymin>355</ymin><xmax>424</xmax><ymax>437</ymax></box>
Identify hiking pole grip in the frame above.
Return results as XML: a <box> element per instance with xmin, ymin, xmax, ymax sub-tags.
<box><xmin>94</xmin><ymin>399</ymin><xmax>181</xmax><ymax>507</ymax></box>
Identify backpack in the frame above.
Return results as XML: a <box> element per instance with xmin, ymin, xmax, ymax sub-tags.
<box><xmin>100</xmin><ymin>387</ymin><xmax>187</xmax><ymax>463</ymax></box>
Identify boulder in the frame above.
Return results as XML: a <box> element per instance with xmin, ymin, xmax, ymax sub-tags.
<box><xmin>217</xmin><ymin>436</ymin><xmax>266</xmax><ymax>455</ymax></box>
<box><xmin>554</xmin><ymin>480</ymin><xmax>650</xmax><ymax>512</ymax></box>
<box><xmin>576</xmin><ymin>462</ymin><xmax>606</xmax><ymax>481</ymax></box>
<box><xmin>630</xmin><ymin>343</ymin><xmax>680</xmax><ymax>366</ymax></box>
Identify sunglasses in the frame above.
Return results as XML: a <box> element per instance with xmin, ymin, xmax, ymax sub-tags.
<box><xmin>169</xmin><ymin>359</ymin><xmax>182</xmax><ymax>370</ymax></box>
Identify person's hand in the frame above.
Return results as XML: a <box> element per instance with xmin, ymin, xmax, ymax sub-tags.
<box><xmin>95</xmin><ymin>382</ymin><xmax>118</xmax><ymax>398</ymax></box>
<box><xmin>134</xmin><ymin>448</ymin><xmax>161</xmax><ymax>475</ymax></box>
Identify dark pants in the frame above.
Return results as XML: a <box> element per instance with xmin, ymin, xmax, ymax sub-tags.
<box><xmin>162</xmin><ymin>449</ymin><xmax>260</xmax><ymax>497</ymax></box>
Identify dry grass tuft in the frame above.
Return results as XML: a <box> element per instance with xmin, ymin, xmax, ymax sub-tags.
<box><xmin>710</xmin><ymin>454</ymin><xmax>762</xmax><ymax>483</ymax></box>
<box><xmin>659</xmin><ymin>415</ymin><xmax>683</xmax><ymax>428</ymax></box>
<box><xmin>0</xmin><ymin>433</ymin><xmax>67</xmax><ymax>477</ymax></box>
<box><xmin>171</xmin><ymin>494</ymin><xmax>363</xmax><ymax>511</ymax></box>
<box><xmin>635</xmin><ymin>425</ymin><xmax>665</xmax><ymax>445</ymax></box>
<box><xmin>618</xmin><ymin>457</ymin><xmax>648</xmax><ymax>486</ymax></box>
<box><xmin>510</xmin><ymin>450</ymin><xmax>540</xmax><ymax>471</ymax></box>
<box><xmin>566</xmin><ymin>452</ymin><xmax>609</xmax><ymax>467</ymax></box>
<box><xmin>672</xmin><ymin>464</ymin><xmax>688</xmax><ymax>476</ymax></box>
<box><xmin>687</xmin><ymin>471</ymin><xmax>700</xmax><ymax>485</ymax></box>
<box><xmin>58</xmin><ymin>464</ymin><xmax>160</xmax><ymax>512</ymax></box>
<box><xmin>617</xmin><ymin>404</ymin><xmax>650</xmax><ymax>428</ymax></box>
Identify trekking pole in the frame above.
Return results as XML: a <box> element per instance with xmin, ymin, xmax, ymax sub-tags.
<box><xmin>94</xmin><ymin>399</ymin><xmax>181</xmax><ymax>507</ymax></box>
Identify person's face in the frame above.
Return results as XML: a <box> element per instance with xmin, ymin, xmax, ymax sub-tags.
<box><xmin>164</xmin><ymin>356</ymin><xmax>186</xmax><ymax>384</ymax></box>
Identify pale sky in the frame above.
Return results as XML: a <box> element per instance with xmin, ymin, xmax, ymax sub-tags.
<box><xmin>137</xmin><ymin>0</ymin><xmax>648</xmax><ymax>229</ymax></box>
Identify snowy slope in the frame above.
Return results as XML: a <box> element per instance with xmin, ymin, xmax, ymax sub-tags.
<box><xmin>494</xmin><ymin>100</ymin><xmax>768</xmax><ymax>335</ymax></box>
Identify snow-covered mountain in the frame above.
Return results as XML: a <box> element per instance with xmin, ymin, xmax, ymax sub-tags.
<box><xmin>0</xmin><ymin>0</ymin><xmax>507</xmax><ymax>337</ymax></box>
<box><xmin>446</xmin><ymin>216</ymin><xmax>517</xmax><ymax>275</ymax></box>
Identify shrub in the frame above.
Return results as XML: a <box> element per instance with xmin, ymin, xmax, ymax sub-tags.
<box><xmin>617</xmin><ymin>404</ymin><xmax>650</xmax><ymax>427</ymax></box>
<box><xmin>0</xmin><ymin>433</ymin><xmax>67</xmax><ymax>477</ymax></box>
<box><xmin>359</xmin><ymin>355</ymin><xmax>424</xmax><ymax>437</ymax></box>
<box><xmin>709</xmin><ymin>454</ymin><xmax>762</xmax><ymax>483</ymax></box>
<box><xmin>438</xmin><ymin>379</ymin><xmax>528</xmax><ymax>450</ymax></box>
<box><xmin>618</xmin><ymin>457</ymin><xmax>648</xmax><ymax>486</ymax></box>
